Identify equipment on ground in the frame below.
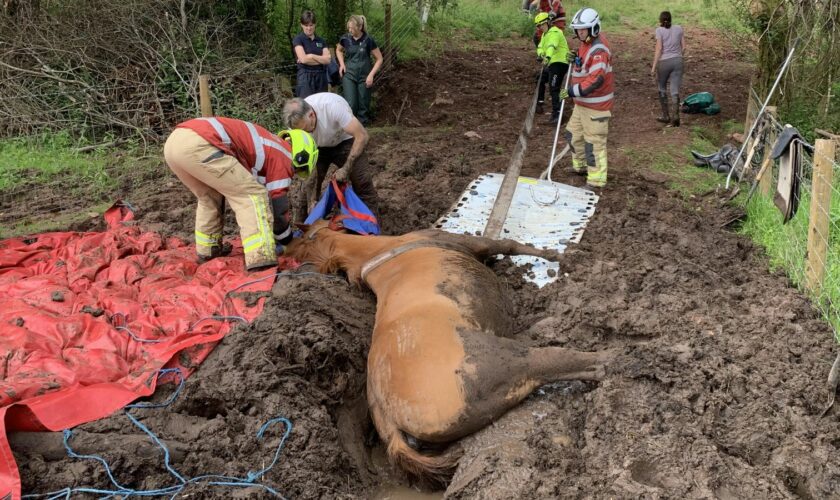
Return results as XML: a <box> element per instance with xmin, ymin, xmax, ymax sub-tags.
<box><xmin>725</xmin><ymin>39</ymin><xmax>799</xmax><ymax>189</ymax></box>
<box><xmin>681</xmin><ymin>92</ymin><xmax>720</xmax><ymax>115</ymax></box>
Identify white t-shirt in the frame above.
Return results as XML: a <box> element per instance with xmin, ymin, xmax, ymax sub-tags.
<box><xmin>304</xmin><ymin>93</ymin><xmax>354</xmax><ymax>147</ymax></box>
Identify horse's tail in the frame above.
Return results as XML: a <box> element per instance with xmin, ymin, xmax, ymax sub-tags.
<box><xmin>376</xmin><ymin>413</ymin><xmax>461</xmax><ymax>486</ymax></box>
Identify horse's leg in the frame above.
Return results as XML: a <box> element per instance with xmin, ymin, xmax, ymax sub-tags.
<box><xmin>452</xmin><ymin>332</ymin><xmax>614</xmax><ymax>438</ymax></box>
<box><xmin>416</xmin><ymin>230</ymin><xmax>562</xmax><ymax>261</ymax></box>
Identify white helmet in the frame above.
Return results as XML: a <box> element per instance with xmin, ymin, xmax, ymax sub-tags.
<box><xmin>571</xmin><ymin>7</ymin><xmax>601</xmax><ymax>38</ymax></box>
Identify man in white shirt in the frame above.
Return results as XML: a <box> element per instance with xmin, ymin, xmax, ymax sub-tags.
<box><xmin>282</xmin><ymin>93</ymin><xmax>380</xmax><ymax>220</ymax></box>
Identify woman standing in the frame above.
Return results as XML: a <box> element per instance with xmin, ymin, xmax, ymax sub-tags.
<box><xmin>336</xmin><ymin>15</ymin><xmax>383</xmax><ymax>126</ymax></box>
<box><xmin>651</xmin><ymin>11</ymin><xmax>685</xmax><ymax>127</ymax></box>
<box><xmin>293</xmin><ymin>10</ymin><xmax>331</xmax><ymax>98</ymax></box>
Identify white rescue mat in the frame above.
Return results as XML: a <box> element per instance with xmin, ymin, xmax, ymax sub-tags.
<box><xmin>434</xmin><ymin>173</ymin><xmax>599</xmax><ymax>288</ymax></box>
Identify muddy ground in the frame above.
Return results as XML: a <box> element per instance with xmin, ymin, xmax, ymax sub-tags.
<box><xmin>13</xmin><ymin>27</ymin><xmax>840</xmax><ymax>499</ymax></box>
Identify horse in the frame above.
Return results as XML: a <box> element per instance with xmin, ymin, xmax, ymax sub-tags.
<box><xmin>284</xmin><ymin>220</ymin><xmax>612</xmax><ymax>485</ymax></box>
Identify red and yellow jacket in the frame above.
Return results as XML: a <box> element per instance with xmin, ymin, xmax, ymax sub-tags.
<box><xmin>177</xmin><ymin>117</ymin><xmax>295</xmax><ymax>241</ymax></box>
<box><xmin>569</xmin><ymin>34</ymin><xmax>614</xmax><ymax>111</ymax></box>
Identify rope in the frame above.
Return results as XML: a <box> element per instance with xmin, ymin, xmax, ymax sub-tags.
<box><xmin>23</xmin><ymin>369</ymin><xmax>293</xmax><ymax>499</ymax></box>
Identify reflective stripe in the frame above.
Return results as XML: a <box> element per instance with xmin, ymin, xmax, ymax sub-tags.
<box><xmin>195</xmin><ymin>230</ymin><xmax>221</xmax><ymax>248</ymax></box>
<box><xmin>274</xmin><ymin>226</ymin><xmax>292</xmax><ymax>241</ymax></box>
<box><xmin>200</xmin><ymin>118</ymin><xmax>231</xmax><ymax>146</ymax></box>
<box><xmin>262</xmin><ymin>137</ymin><xmax>292</xmax><ymax>158</ymax></box>
<box><xmin>265</xmin><ymin>178</ymin><xmax>292</xmax><ymax>191</ymax></box>
<box><xmin>575</xmin><ymin>92</ymin><xmax>614</xmax><ymax>104</ymax></box>
<box><xmin>245</xmin><ymin>121</ymin><xmax>265</xmax><ymax>177</ymax></box>
<box><xmin>242</xmin><ymin>233</ymin><xmax>264</xmax><ymax>252</ymax></box>
<box><xmin>589</xmin><ymin>62</ymin><xmax>612</xmax><ymax>73</ymax></box>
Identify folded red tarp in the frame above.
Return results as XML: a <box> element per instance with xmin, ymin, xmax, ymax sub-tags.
<box><xmin>0</xmin><ymin>206</ymin><xmax>275</xmax><ymax>499</ymax></box>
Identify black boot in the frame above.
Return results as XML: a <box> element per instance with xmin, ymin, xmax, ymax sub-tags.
<box><xmin>656</xmin><ymin>92</ymin><xmax>670</xmax><ymax>123</ymax></box>
<box><xmin>670</xmin><ymin>94</ymin><xmax>681</xmax><ymax>127</ymax></box>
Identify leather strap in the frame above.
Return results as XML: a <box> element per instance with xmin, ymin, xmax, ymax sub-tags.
<box><xmin>360</xmin><ymin>239</ymin><xmax>466</xmax><ymax>283</ymax></box>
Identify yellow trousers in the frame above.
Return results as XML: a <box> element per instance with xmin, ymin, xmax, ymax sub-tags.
<box><xmin>163</xmin><ymin>128</ymin><xmax>276</xmax><ymax>270</ymax></box>
<box><xmin>566</xmin><ymin>105</ymin><xmax>611</xmax><ymax>187</ymax></box>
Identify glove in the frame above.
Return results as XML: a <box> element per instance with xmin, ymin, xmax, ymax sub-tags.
<box><xmin>566</xmin><ymin>50</ymin><xmax>578</xmax><ymax>64</ymax></box>
<box><xmin>333</xmin><ymin>166</ymin><xmax>350</xmax><ymax>183</ymax></box>
<box><xmin>559</xmin><ymin>88</ymin><xmax>570</xmax><ymax>100</ymax></box>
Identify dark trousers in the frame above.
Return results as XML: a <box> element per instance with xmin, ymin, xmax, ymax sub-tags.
<box><xmin>547</xmin><ymin>62</ymin><xmax>569</xmax><ymax>116</ymax></box>
<box><xmin>316</xmin><ymin>139</ymin><xmax>380</xmax><ymax>220</ymax></box>
<box><xmin>296</xmin><ymin>69</ymin><xmax>328</xmax><ymax>99</ymax></box>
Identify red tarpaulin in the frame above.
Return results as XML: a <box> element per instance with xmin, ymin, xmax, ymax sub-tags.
<box><xmin>0</xmin><ymin>205</ymin><xmax>275</xmax><ymax>499</ymax></box>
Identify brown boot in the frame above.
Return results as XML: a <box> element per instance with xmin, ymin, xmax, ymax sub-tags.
<box><xmin>656</xmin><ymin>93</ymin><xmax>670</xmax><ymax>124</ymax></box>
<box><xmin>670</xmin><ymin>95</ymin><xmax>681</xmax><ymax>127</ymax></box>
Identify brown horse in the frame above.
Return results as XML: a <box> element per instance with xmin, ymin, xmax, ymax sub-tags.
<box><xmin>285</xmin><ymin>221</ymin><xmax>612</xmax><ymax>484</ymax></box>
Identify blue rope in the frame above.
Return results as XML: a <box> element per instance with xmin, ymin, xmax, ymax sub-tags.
<box><xmin>23</xmin><ymin>369</ymin><xmax>292</xmax><ymax>499</ymax></box>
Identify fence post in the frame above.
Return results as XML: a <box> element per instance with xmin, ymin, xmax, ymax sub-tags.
<box><xmin>199</xmin><ymin>75</ymin><xmax>213</xmax><ymax>117</ymax></box>
<box><xmin>806</xmin><ymin>139</ymin><xmax>837</xmax><ymax>293</ymax></box>
<box><xmin>759</xmin><ymin>106</ymin><xmax>778</xmax><ymax>196</ymax></box>
<box><xmin>384</xmin><ymin>0</ymin><xmax>392</xmax><ymax>71</ymax></box>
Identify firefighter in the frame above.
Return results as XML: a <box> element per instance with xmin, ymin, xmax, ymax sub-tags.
<box><xmin>560</xmin><ymin>7</ymin><xmax>614</xmax><ymax>188</ymax></box>
<box><xmin>163</xmin><ymin>118</ymin><xmax>318</xmax><ymax>270</ymax></box>
<box><xmin>536</xmin><ymin>11</ymin><xmax>571</xmax><ymax>124</ymax></box>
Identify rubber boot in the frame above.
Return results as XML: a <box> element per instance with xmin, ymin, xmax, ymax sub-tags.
<box><xmin>670</xmin><ymin>95</ymin><xmax>680</xmax><ymax>127</ymax></box>
<box><xmin>656</xmin><ymin>92</ymin><xmax>670</xmax><ymax>124</ymax></box>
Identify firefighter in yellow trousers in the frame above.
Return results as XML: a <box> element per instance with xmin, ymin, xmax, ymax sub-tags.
<box><xmin>561</xmin><ymin>7</ymin><xmax>614</xmax><ymax>188</ymax></box>
<box><xmin>164</xmin><ymin>117</ymin><xmax>318</xmax><ymax>270</ymax></box>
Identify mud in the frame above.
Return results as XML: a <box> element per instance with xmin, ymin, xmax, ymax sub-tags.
<box><xmin>13</xmin><ymin>28</ymin><xmax>840</xmax><ymax>499</ymax></box>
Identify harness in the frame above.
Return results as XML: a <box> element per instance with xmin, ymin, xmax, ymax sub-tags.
<box><xmin>359</xmin><ymin>239</ymin><xmax>467</xmax><ymax>283</ymax></box>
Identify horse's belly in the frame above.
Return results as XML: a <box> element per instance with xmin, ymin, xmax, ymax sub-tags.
<box><xmin>367</xmin><ymin>306</ymin><xmax>470</xmax><ymax>441</ymax></box>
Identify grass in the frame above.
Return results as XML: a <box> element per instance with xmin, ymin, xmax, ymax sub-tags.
<box><xmin>0</xmin><ymin>132</ymin><xmax>114</xmax><ymax>192</ymax></box>
<box><xmin>584</xmin><ymin>0</ymin><xmax>740</xmax><ymax>33</ymax></box>
<box><xmin>738</xmin><ymin>165</ymin><xmax>840</xmax><ymax>338</ymax></box>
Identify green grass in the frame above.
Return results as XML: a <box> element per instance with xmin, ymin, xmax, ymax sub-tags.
<box><xmin>738</xmin><ymin>169</ymin><xmax>840</xmax><ymax>338</ymax></box>
<box><xmin>584</xmin><ymin>0</ymin><xmax>738</xmax><ymax>32</ymax></box>
<box><xmin>0</xmin><ymin>132</ymin><xmax>114</xmax><ymax>192</ymax></box>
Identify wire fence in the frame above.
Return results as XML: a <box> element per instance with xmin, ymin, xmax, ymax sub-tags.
<box><xmin>0</xmin><ymin>1</ymin><xmax>424</xmax><ymax>237</ymax></box>
<box><xmin>740</xmin><ymin>90</ymin><xmax>840</xmax><ymax>338</ymax></box>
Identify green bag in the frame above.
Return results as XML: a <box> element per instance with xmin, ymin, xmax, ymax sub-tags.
<box><xmin>681</xmin><ymin>92</ymin><xmax>717</xmax><ymax>114</ymax></box>
<box><xmin>702</xmin><ymin>102</ymin><xmax>721</xmax><ymax>115</ymax></box>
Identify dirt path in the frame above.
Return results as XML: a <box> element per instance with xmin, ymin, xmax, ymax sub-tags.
<box><xmin>14</xmin><ymin>28</ymin><xmax>840</xmax><ymax>499</ymax></box>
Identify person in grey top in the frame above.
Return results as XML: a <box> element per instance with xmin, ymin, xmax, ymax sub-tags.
<box><xmin>651</xmin><ymin>11</ymin><xmax>685</xmax><ymax>127</ymax></box>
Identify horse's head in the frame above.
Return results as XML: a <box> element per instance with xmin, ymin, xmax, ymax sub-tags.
<box><xmin>285</xmin><ymin>220</ymin><xmax>350</xmax><ymax>278</ymax></box>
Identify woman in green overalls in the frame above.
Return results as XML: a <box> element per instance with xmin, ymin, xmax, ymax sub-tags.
<box><xmin>336</xmin><ymin>15</ymin><xmax>383</xmax><ymax>126</ymax></box>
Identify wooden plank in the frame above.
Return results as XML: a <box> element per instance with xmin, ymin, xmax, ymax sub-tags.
<box><xmin>199</xmin><ymin>75</ymin><xmax>212</xmax><ymax>117</ymax></box>
<box><xmin>483</xmin><ymin>80</ymin><xmax>540</xmax><ymax>238</ymax></box>
<box><xmin>806</xmin><ymin>139</ymin><xmax>837</xmax><ymax>293</ymax></box>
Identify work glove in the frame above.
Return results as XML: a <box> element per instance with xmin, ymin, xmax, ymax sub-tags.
<box><xmin>559</xmin><ymin>88</ymin><xmax>570</xmax><ymax>100</ymax></box>
<box><xmin>333</xmin><ymin>165</ymin><xmax>350</xmax><ymax>183</ymax></box>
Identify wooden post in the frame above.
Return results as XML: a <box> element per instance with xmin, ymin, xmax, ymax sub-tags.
<box><xmin>806</xmin><ymin>139</ymin><xmax>837</xmax><ymax>293</ymax></box>
<box><xmin>744</xmin><ymin>90</ymin><xmax>757</xmax><ymax>134</ymax></box>
<box><xmin>384</xmin><ymin>0</ymin><xmax>393</xmax><ymax>71</ymax></box>
<box><xmin>760</xmin><ymin>106</ymin><xmax>778</xmax><ymax>195</ymax></box>
<box><xmin>199</xmin><ymin>75</ymin><xmax>213</xmax><ymax>117</ymax></box>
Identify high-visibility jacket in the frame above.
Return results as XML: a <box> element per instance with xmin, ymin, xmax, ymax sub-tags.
<box><xmin>177</xmin><ymin>117</ymin><xmax>296</xmax><ymax>242</ymax></box>
<box><xmin>538</xmin><ymin>0</ymin><xmax>566</xmax><ymax>28</ymax></box>
<box><xmin>537</xmin><ymin>26</ymin><xmax>569</xmax><ymax>66</ymax></box>
<box><xmin>569</xmin><ymin>34</ymin><xmax>614</xmax><ymax>111</ymax></box>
